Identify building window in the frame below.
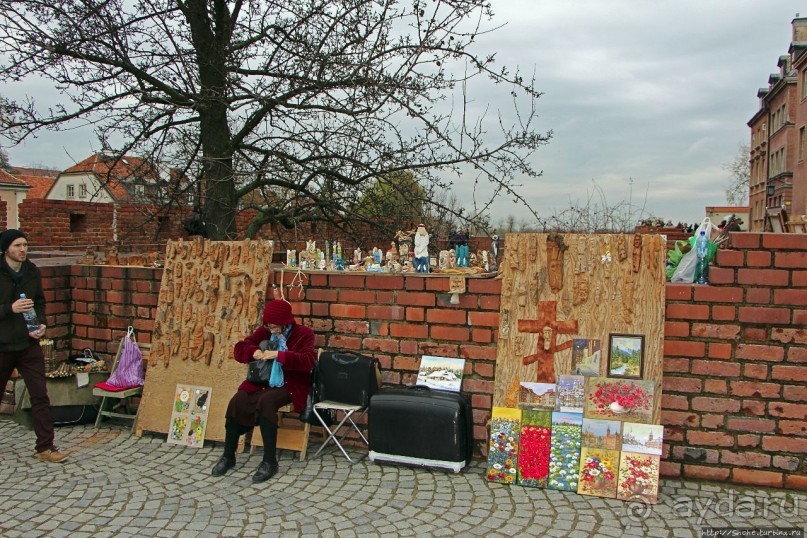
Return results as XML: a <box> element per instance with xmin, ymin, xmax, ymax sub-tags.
<box><xmin>66</xmin><ymin>184</ymin><xmax>75</xmax><ymax>198</ymax></box>
<box><xmin>78</xmin><ymin>184</ymin><xmax>88</xmax><ymax>198</ymax></box>
<box><xmin>801</xmin><ymin>127</ymin><xmax>806</xmax><ymax>162</ymax></box>
<box><xmin>803</xmin><ymin>72</ymin><xmax>807</xmax><ymax>98</ymax></box>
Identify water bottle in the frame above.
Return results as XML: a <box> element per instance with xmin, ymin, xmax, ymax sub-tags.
<box><xmin>695</xmin><ymin>231</ymin><xmax>709</xmax><ymax>285</ymax></box>
<box><xmin>19</xmin><ymin>293</ymin><xmax>40</xmax><ymax>333</ymax></box>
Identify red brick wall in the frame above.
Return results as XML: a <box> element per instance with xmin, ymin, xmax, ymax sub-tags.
<box><xmin>662</xmin><ymin>232</ymin><xmax>807</xmax><ymax>490</ymax></box>
<box><xmin>0</xmin><ymin>199</ymin><xmax>6</xmax><ymax>230</ymax></box>
<box><xmin>41</xmin><ymin>232</ymin><xmax>807</xmax><ymax>490</ymax></box>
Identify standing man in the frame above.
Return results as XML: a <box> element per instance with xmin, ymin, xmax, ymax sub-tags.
<box><xmin>0</xmin><ymin>229</ymin><xmax>67</xmax><ymax>463</ymax></box>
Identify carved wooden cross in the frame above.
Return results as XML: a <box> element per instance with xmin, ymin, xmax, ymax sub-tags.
<box><xmin>517</xmin><ymin>300</ymin><xmax>579</xmax><ymax>382</ymax></box>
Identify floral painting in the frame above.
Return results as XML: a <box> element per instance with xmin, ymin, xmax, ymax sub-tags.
<box><xmin>581</xmin><ymin>418</ymin><xmax>622</xmax><ymax>450</ymax></box>
<box><xmin>546</xmin><ymin>412</ymin><xmax>583</xmax><ymax>492</ymax></box>
<box><xmin>617</xmin><ymin>451</ymin><xmax>660</xmax><ymax>504</ymax></box>
<box><xmin>577</xmin><ymin>447</ymin><xmax>620</xmax><ymax>498</ymax></box>
<box><xmin>486</xmin><ymin>407</ymin><xmax>522</xmax><ymax>484</ymax></box>
<box><xmin>555</xmin><ymin>375</ymin><xmax>585</xmax><ymax>413</ymax></box>
<box><xmin>584</xmin><ymin>377</ymin><xmax>654</xmax><ymax>424</ymax></box>
<box><xmin>572</xmin><ymin>339</ymin><xmax>601</xmax><ymax>376</ymax></box>
<box><xmin>622</xmin><ymin>423</ymin><xmax>664</xmax><ymax>456</ymax></box>
<box><xmin>518</xmin><ymin>382</ymin><xmax>557</xmax><ymax>410</ymax></box>
<box><xmin>517</xmin><ymin>409</ymin><xmax>552</xmax><ymax>488</ymax></box>
<box><xmin>607</xmin><ymin>334</ymin><xmax>644</xmax><ymax>379</ymax></box>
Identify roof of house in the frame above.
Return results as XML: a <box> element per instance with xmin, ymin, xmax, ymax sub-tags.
<box><xmin>0</xmin><ymin>168</ymin><xmax>29</xmax><ymax>188</ymax></box>
<box><xmin>58</xmin><ymin>152</ymin><xmax>164</xmax><ymax>202</ymax></box>
<box><xmin>9</xmin><ymin>167</ymin><xmax>58</xmax><ymax>198</ymax></box>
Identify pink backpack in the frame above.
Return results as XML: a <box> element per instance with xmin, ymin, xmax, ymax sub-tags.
<box><xmin>104</xmin><ymin>327</ymin><xmax>144</xmax><ymax>389</ymax></box>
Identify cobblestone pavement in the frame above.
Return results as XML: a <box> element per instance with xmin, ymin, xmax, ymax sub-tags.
<box><xmin>1</xmin><ymin>420</ymin><xmax>805</xmax><ymax>537</ymax></box>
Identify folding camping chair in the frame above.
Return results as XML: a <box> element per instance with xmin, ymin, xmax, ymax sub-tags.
<box><xmin>93</xmin><ymin>341</ymin><xmax>149</xmax><ymax>433</ymax></box>
<box><xmin>312</xmin><ymin>351</ymin><xmax>380</xmax><ymax>463</ymax></box>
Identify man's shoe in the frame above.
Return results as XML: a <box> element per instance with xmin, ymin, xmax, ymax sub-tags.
<box><xmin>36</xmin><ymin>448</ymin><xmax>68</xmax><ymax>463</ymax></box>
<box><xmin>252</xmin><ymin>461</ymin><xmax>278</xmax><ymax>483</ymax></box>
<box><xmin>211</xmin><ymin>457</ymin><xmax>235</xmax><ymax>477</ymax></box>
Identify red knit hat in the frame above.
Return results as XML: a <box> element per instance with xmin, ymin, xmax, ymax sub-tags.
<box><xmin>262</xmin><ymin>300</ymin><xmax>295</xmax><ymax>325</ymax></box>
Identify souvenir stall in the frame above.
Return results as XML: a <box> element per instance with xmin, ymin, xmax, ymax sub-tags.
<box><xmin>488</xmin><ymin>233</ymin><xmax>666</xmax><ymax>504</ymax></box>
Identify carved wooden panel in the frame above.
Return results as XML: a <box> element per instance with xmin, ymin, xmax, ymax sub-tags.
<box><xmin>137</xmin><ymin>238</ymin><xmax>273</xmax><ymax>442</ymax></box>
<box><xmin>493</xmin><ymin>233</ymin><xmax>665</xmax><ymax>424</ymax></box>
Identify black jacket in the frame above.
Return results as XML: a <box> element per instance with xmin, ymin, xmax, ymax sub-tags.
<box><xmin>0</xmin><ymin>256</ymin><xmax>45</xmax><ymax>351</ymax></box>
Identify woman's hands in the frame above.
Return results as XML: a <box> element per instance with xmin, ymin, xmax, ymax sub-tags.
<box><xmin>252</xmin><ymin>349</ymin><xmax>278</xmax><ymax>361</ymax></box>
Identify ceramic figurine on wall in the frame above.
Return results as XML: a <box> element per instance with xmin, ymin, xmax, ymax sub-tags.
<box><xmin>490</xmin><ymin>235</ymin><xmax>499</xmax><ymax>271</ymax></box>
<box><xmin>413</xmin><ymin>224</ymin><xmax>430</xmax><ymax>273</ymax></box>
<box><xmin>353</xmin><ymin>246</ymin><xmax>362</xmax><ymax>265</ymax></box>
<box><xmin>481</xmin><ymin>250</ymin><xmax>489</xmax><ymax>272</ymax></box>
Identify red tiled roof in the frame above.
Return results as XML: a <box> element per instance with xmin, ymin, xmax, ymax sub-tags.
<box><xmin>9</xmin><ymin>167</ymin><xmax>58</xmax><ymax>199</ymax></box>
<box><xmin>0</xmin><ymin>168</ymin><xmax>29</xmax><ymax>187</ymax></box>
<box><xmin>62</xmin><ymin>153</ymin><xmax>162</xmax><ymax>202</ymax></box>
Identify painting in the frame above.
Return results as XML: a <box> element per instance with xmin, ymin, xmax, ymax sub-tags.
<box><xmin>167</xmin><ymin>384</ymin><xmax>213</xmax><ymax>448</ymax></box>
<box><xmin>517</xmin><ymin>409</ymin><xmax>552</xmax><ymax>488</ymax></box>
<box><xmin>607</xmin><ymin>334</ymin><xmax>644</xmax><ymax>379</ymax></box>
<box><xmin>577</xmin><ymin>447</ymin><xmax>620</xmax><ymax>498</ymax></box>
<box><xmin>581</xmin><ymin>418</ymin><xmax>622</xmax><ymax>450</ymax></box>
<box><xmin>416</xmin><ymin>356</ymin><xmax>466</xmax><ymax>392</ymax></box>
<box><xmin>486</xmin><ymin>407</ymin><xmax>522</xmax><ymax>484</ymax></box>
<box><xmin>555</xmin><ymin>375</ymin><xmax>585</xmax><ymax>413</ymax></box>
<box><xmin>546</xmin><ymin>412</ymin><xmax>583</xmax><ymax>492</ymax></box>
<box><xmin>584</xmin><ymin>377</ymin><xmax>654</xmax><ymax>424</ymax></box>
<box><xmin>617</xmin><ymin>451</ymin><xmax>660</xmax><ymax>504</ymax></box>
<box><xmin>572</xmin><ymin>339</ymin><xmax>601</xmax><ymax>376</ymax></box>
<box><xmin>621</xmin><ymin>423</ymin><xmax>664</xmax><ymax>456</ymax></box>
<box><xmin>518</xmin><ymin>382</ymin><xmax>557</xmax><ymax>410</ymax></box>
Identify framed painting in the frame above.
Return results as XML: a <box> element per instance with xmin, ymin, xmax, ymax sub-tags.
<box><xmin>607</xmin><ymin>334</ymin><xmax>644</xmax><ymax>379</ymax></box>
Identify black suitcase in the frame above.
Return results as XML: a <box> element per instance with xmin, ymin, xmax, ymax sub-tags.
<box><xmin>51</xmin><ymin>404</ymin><xmax>98</xmax><ymax>427</ymax></box>
<box><xmin>317</xmin><ymin>351</ymin><xmax>380</xmax><ymax>407</ymax></box>
<box><xmin>368</xmin><ymin>386</ymin><xmax>473</xmax><ymax>473</ymax></box>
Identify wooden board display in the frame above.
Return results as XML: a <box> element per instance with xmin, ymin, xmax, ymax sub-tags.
<box><xmin>137</xmin><ymin>238</ymin><xmax>273</xmax><ymax>442</ymax></box>
<box><xmin>492</xmin><ymin>233</ymin><xmax>665</xmax><ymax>424</ymax></box>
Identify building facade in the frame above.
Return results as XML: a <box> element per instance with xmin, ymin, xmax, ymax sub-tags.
<box><xmin>748</xmin><ymin>16</ymin><xmax>807</xmax><ymax>231</ymax></box>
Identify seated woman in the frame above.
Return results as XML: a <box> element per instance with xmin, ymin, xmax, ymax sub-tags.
<box><xmin>211</xmin><ymin>299</ymin><xmax>316</xmax><ymax>482</ymax></box>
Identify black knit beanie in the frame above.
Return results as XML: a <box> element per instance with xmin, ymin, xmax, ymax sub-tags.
<box><xmin>0</xmin><ymin>229</ymin><xmax>27</xmax><ymax>253</ymax></box>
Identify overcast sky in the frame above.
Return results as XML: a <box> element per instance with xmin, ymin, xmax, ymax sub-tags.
<box><xmin>2</xmin><ymin>0</ymin><xmax>802</xmax><ymax>227</ymax></box>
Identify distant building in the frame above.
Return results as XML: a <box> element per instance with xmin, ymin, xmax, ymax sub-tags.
<box><xmin>748</xmin><ymin>16</ymin><xmax>807</xmax><ymax>231</ymax></box>
<box><xmin>45</xmin><ymin>152</ymin><xmax>187</xmax><ymax>205</ymax></box>
<box><xmin>0</xmin><ymin>166</ymin><xmax>58</xmax><ymax>228</ymax></box>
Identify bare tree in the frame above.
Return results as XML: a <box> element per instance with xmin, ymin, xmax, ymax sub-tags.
<box><xmin>724</xmin><ymin>143</ymin><xmax>750</xmax><ymax>206</ymax></box>
<box><xmin>0</xmin><ymin>1</ymin><xmax>549</xmax><ymax>240</ymax></box>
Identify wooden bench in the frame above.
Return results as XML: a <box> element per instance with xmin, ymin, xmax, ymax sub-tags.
<box><xmin>249</xmin><ymin>404</ymin><xmax>312</xmax><ymax>461</ymax></box>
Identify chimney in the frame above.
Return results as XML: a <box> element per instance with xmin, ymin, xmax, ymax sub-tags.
<box><xmin>793</xmin><ymin>15</ymin><xmax>807</xmax><ymax>42</ymax></box>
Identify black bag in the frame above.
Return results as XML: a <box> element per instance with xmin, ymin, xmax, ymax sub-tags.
<box><xmin>299</xmin><ymin>361</ymin><xmax>333</xmax><ymax>426</ymax></box>
<box><xmin>52</xmin><ymin>404</ymin><xmax>98</xmax><ymax>427</ymax></box>
<box><xmin>317</xmin><ymin>351</ymin><xmax>381</xmax><ymax>408</ymax></box>
<box><xmin>246</xmin><ymin>359</ymin><xmax>273</xmax><ymax>385</ymax></box>
<box><xmin>245</xmin><ymin>339</ymin><xmax>276</xmax><ymax>384</ymax></box>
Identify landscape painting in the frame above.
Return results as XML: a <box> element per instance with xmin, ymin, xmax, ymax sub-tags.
<box><xmin>546</xmin><ymin>412</ymin><xmax>583</xmax><ymax>492</ymax></box>
<box><xmin>518</xmin><ymin>382</ymin><xmax>557</xmax><ymax>410</ymax></box>
<box><xmin>621</xmin><ymin>423</ymin><xmax>664</xmax><ymax>456</ymax></box>
<box><xmin>572</xmin><ymin>339</ymin><xmax>601</xmax><ymax>377</ymax></box>
<box><xmin>607</xmin><ymin>334</ymin><xmax>644</xmax><ymax>379</ymax></box>
<box><xmin>555</xmin><ymin>375</ymin><xmax>585</xmax><ymax>413</ymax></box>
<box><xmin>581</xmin><ymin>418</ymin><xmax>622</xmax><ymax>450</ymax></box>
<box><xmin>416</xmin><ymin>356</ymin><xmax>466</xmax><ymax>392</ymax></box>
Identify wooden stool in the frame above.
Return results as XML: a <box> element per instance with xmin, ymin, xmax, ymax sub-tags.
<box><xmin>250</xmin><ymin>404</ymin><xmax>311</xmax><ymax>461</ymax></box>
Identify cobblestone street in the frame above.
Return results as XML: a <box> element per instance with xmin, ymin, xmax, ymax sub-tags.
<box><xmin>1</xmin><ymin>420</ymin><xmax>805</xmax><ymax>537</ymax></box>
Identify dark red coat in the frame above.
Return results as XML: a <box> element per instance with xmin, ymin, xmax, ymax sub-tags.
<box><xmin>233</xmin><ymin>323</ymin><xmax>316</xmax><ymax>413</ymax></box>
